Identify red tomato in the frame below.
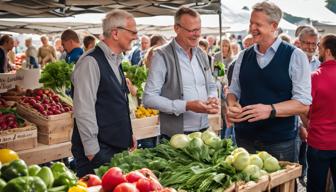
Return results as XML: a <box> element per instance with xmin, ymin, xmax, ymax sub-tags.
<box><xmin>136</xmin><ymin>178</ymin><xmax>162</xmax><ymax>192</ymax></box>
<box><xmin>113</xmin><ymin>183</ymin><xmax>139</xmax><ymax>192</ymax></box>
<box><xmin>126</xmin><ymin>171</ymin><xmax>146</xmax><ymax>183</ymax></box>
<box><xmin>79</xmin><ymin>174</ymin><xmax>102</xmax><ymax>187</ymax></box>
<box><xmin>102</xmin><ymin>167</ymin><xmax>127</xmax><ymax>191</ymax></box>
<box><xmin>138</xmin><ymin>168</ymin><xmax>158</xmax><ymax>180</ymax></box>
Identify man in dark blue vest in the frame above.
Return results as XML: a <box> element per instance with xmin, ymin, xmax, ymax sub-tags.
<box><xmin>71</xmin><ymin>9</ymin><xmax>138</xmax><ymax>177</ymax></box>
<box><xmin>226</xmin><ymin>1</ymin><xmax>312</xmax><ymax>162</ymax></box>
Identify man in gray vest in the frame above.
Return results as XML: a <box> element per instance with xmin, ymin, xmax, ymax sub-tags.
<box><xmin>143</xmin><ymin>7</ymin><xmax>219</xmax><ymax>137</ymax></box>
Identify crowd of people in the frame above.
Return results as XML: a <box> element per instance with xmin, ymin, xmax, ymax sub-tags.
<box><xmin>0</xmin><ymin>1</ymin><xmax>335</xmax><ymax>191</ymax></box>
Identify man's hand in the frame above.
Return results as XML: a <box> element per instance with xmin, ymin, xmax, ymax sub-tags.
<box><xmin>129</xmin><ymin>135</ymin><xmax>137</xmax><ymax>152</ymax></box>
<box><xmin>226</xmin><ymin>102</ymin><xmax>243</xmax><ymax>122</ymax></box>
<box><xmin>186</xmin><ymin>100</ymin><xmax>219</xmax><ymax>114</ymax></box>
<box><xmin>237</xmin><ymin>104</ymin><xmax>272</xmax><ymax>122</ymax></box>
<box><xmin>299</xmin><ymin>126</ymin><xmax>308</xmax><ymax>142</ymax></box>
<box><xmin>207</xmin><ymin>97</ymin><xmax>220</xmax><ymax>109</ymax></box>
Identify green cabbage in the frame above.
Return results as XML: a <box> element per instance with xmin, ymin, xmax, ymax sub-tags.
<box><xmin>170</xmin><ymin>134</ymin><xmax>190</xmax><ymax>149</ymax></box>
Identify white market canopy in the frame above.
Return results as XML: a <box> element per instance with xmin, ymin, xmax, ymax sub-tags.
<box><xmin>221</xmin><ymin>0</ymin><xmax>336</xmax><ymax>25</ymax></box>
<box><xmin>0</xmin><ymin>0</ymin><xmax>219</xmax><ymax>18</ymax></box>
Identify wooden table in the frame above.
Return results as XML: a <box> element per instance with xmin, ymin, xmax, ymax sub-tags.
<box><xmin>17</xmin><ymin>142</ymin><xmax>72</xmax><ymax>165</ymax></box>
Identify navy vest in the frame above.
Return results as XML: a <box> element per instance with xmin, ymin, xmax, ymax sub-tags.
<box><xmin>235</xmin><ymin>42</ymin><xmax>296</xmax><ymax>143</ymax></box>
<box><xmin>72</xmin><ymin>46</ymin><xmax>132</xmax><ymax>151</ymax></box>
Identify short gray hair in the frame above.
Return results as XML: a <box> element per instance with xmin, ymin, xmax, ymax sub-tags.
<box><xmin>102</xmin><ymin>9</ymin><xmax>133</xmax><ymax>38</ymax></box>
<box><xmin>298</xmin><ymin>26</ymin><xmax>319</xmax><ymax>40</ymax></box>
<box><xmin>252</xmin><ymin>1</ymin><xmax>282</xmax><ymax>24</ymax></box>
<box><xmin>174</xmin><ymin>7</ymin><xmax>200</xmax><ymax>24</ymax></box>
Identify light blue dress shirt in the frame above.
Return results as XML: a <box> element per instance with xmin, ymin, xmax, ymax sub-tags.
<box><xmin>309</xmin><ymin>56</ymin><xmax>320</xmax><ymax>72</ymax></box>
<box><xmin>229</xmin><ymin>38</ymin><xmax>312</xmax><ymax>105</ymax></box>
<box><xmin>143</xmin><ymin>39</ymin><xmax>218</xmax><ymax>132</ymax></box>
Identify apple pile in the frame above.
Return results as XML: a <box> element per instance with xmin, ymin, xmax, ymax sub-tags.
<box><xmin>101</xmin><ymin>167</ymin><xmax>176</xmax><ymax>192</ymax></box>
<box><xmin>19</xmin><ymin>88</ymin><xmax>72</xmax><ymax>117</ymax></box>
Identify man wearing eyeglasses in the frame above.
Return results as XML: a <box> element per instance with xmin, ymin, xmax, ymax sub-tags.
<box><xmin>71</xmin><ymin>9</ymin><xmax>137</xmax><ymax>177</ymax></box>
<box><xmin>226</xmin><ymin>1</ymin><xmax>311</xmax><ymax>162</ymax></box>
<box><xmin>143</xmin><ymin>7</ymin><xmax>219</xmax><ymax>138</ymax></box>
<box><xmin>296</xmin><ymin>25</ymin><xmax>320</xmax><ymax>187</ymax></box>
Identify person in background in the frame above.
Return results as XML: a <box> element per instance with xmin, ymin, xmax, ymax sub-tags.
<box><xmin>206</xmin><ymin>35</ymin><xmax>219</xmax><ymax>56</ymax></box>
<box><xmin>230</xmin><ymin>41</ymin><xmax>241</xmax><ymax>58</ymax></box>
<box><xmin>213</xmin><ymin>37</ymin><xmax>233</xmax><ymax>72</ymax></box>
<box><xmin>142</xmin><ymin>34</ymin><xmax>166</xmax><ymax>69</ymax></box>
<box><xmin>242</xmin><ymin>34</ymin><xmax>254</xmax><ymax>49</ymax></box>
<box><xmin>198</xmin><ymin>39</ymin><xmax>212</xmax><ymax>69</ymax></box>
<box><xmin>296</xmin><ymin>25</ymin><xmax>320</xmax><ymax>187</ymax></box>
<box><xmin>71</xmin><ymin>9</ymin><xmax>138</xmax><ymax>177</ymax></box>
<box><xmin>38</xmin><ymin>36</ymin><xmax>56</xmax><ymax>67</ymax></box>
<box><xmin>129</xmin><ymin>35</ymin><xmax>150</xmax><ymax>65</ymax></box>
<box><xmin>227</xmin><ymin>1</ymin><xmax>311</xmax><ymax>163</ymax></box>
<box><xmin>83</xmin><ymin>35</ymin><xmax>96</xmax><ymax>52</ymax></box>
<box><xmin>24</xmin><ymin>38</ymin><xmax>39</xmax><ymax>68</ymax></box>
<box><xmin>0</xmin><ymin>35</ymin><xmax>14</xmax><ymax>73</ymax></box>
<box><xmin>300</xmin><ymin>34</ymin><xmax>336</xmax><ymax>192</ymax></box>
<box><xmin>7</xmin><ymin>49</ymin><xmax>15</xmax><ymax>67</ymax></box>
<box><xmin>61</xmin><ymin>29</ymin><xmax>84</xmax><ymax>64</ymax></box>
<box><xmin>143</xmin><ymin>7</ymin><xmax>219</xmax><ymax>138</ymax></box>
<box><xmin>54</xmin><ymin>38</ymin><xmax>66</xmax><ymax>60</ymax></box>
<box><xmin>279</xmin><ymin>33</ymin><xmax>291</xmax><ymax>43</ymax></box>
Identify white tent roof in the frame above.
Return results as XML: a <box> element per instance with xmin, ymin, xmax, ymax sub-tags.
<box><xmin>221</xmin><ymin>0</ymin><xmax>336</xmax><ymax>25</ymax></box>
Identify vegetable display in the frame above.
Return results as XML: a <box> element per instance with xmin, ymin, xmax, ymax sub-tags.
<box><xmin>0</xmin><ymin>108</ymin><xmax>25</xmax><ymax>131</ymax></box>
<box><xmin>19</xmin><ymin>88</ymin><xmax>72</xmax><ymax>117</ymax></box>
<box><xmin>97</xmin><ymin>131</ymin><xmax>282</xmax><ymax>192</ymax></box>
<box><xmin>122</xmin><ymin>61</ymin><xmax>148</xmax><ymax>98</ymax></box>
<box><xmin>39</xmin><ymin>60</ymin><xmax>73</xmax><ymax>106</ymax></box>
<box><xmin>0</xmin><ymin>158</ymin><xmax>77</xmax><ymax>192</ymax></box>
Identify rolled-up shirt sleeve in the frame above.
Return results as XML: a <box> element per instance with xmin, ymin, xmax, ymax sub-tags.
<box><xmin>143</xmin><ymin>52</ymin><xmax>186</xmax><ymax>116</ymax></box>
<box><xmin>289</xmin><ymin>48</ymin><xmax>312</xmax><ymax>105</ymax></box>
<box><xmin>228</xmin><ymin>50</ymin><xmax>245</xmax><ymax>99</ymax></box>
<box><xmin>72</xmin><ymin>56</ymin><xmax>100</xmax><ymax>156</ymax></box>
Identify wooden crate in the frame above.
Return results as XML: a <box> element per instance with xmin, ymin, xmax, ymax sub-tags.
<box><xmin>236</xmin><ymin>161</ymin><xmax>302</xmax><ymax>192</ymax></box>
<box><xmin>0</xmin><ymin>122</ymin><xmax>37</xmax><ymax>151</ymax></box>
<box><xmin>18</xmin><ymin>142</ymin><xmax>72</xmax><ymax>165</ymax></box>
<box><xmin>131</xmin><ymin>116</ymin><xmax>160</xmax><ymax>140</ymax></box>
<box><xmin>16</xmin><ymin>103</ymin><xmax>73</xmax><ymax>145</ymax></box>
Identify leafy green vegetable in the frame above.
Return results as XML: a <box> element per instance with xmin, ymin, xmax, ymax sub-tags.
<box><xmin>39</xmin><ymin>60</ymin><xmax>74</xmax><ymax>106</ymax></box>
<box><xmin>121</xmin><ymin>60</ymin><xmax>148</xmax><ymax>97</ymax></box>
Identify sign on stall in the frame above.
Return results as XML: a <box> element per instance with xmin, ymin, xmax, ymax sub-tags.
<box><xmin>0</xmin><ymin>73</ymin><xmax>23</xmax><ymax>93</ymax></box>
<box><xmin>0</xmin><ymin>69</ymin><xmax>41</xmax><ymax>93</ymax></box>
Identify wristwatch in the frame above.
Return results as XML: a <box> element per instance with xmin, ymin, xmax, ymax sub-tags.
<box><xmin>269</xmin><ymin>104</ymin><xmax>276</xmax><ymax>119</ymax></box>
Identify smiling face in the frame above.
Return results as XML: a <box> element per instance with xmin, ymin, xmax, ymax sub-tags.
<box><xmin>174</xmin><ymin>14</ymin><xmax>201</xmax><ymax>49</ymax></box>
<box><xmin>249</xmin><ymin>11</ymin><xmax>277</xmax><ymax>46</ymax></box>
<box><xmin>300</xmin><ymin>34</ymin><xmax>318</xmax><ymax>58</ymax></box>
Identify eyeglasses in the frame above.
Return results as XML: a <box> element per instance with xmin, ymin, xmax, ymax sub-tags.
<box><xmin>177</xmin><ymin>24</ymin><xmax>201</xmax><ymax>34</ymax></box>
<box><xmin>300</xmin><ymin>40</ymin><xmax>318</xmax><ymax>47</ymax></box>
<box><xmin>116</xmin><ymin>26</ymin><xmax>138</xmax><ymax>35</ymax></box>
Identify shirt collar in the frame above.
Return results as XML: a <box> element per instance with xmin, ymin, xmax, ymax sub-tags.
<box><xmin>173</xmin><ymin>38</ymin><xmax>197</xmax><ymax>57</ymax></box>
<box><xmin>253</xmin><ymin>37</ymin><xmax>282</xmax><ymax>55</ymax></box>
<box><xmin>97</xmin><ymin>41</ymin><xmax>123</xmax><ymax>66</ymax></box>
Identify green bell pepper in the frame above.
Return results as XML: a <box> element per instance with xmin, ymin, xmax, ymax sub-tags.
<box><xmin>0</xmin><ymin>178</ymin><xmax>6</xmax><ymax>192</ymax></box>
<box><xmin>1</xmin><ymin>159</ymin><xmax>28</xmax><ymax>181</ymax></box>
<box><xmin>36</xmin><ymin>166</ymin><xmax>54</xmax><ymax>188</ymax></box>
<box><xmin>50</xmin><ymin>162</ymin><xmax>76</xmax><ymax>188</ymax></box>
<box><xmin>28</xmin><ymin>164</ymin><xmax>41</xmax><ymax>176</ymax></box>
<box><xmin>2</xmin><ymin>176</ymin><xmax>47</xmax><ymax>192</ymax></box>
